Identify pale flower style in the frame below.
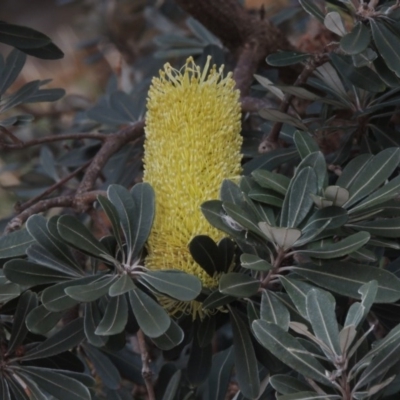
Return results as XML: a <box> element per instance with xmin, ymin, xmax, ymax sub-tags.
<box><xmin>143</xmin><ymin>56</ymin><xmax>242</xmax><ymax>316</ymax></box>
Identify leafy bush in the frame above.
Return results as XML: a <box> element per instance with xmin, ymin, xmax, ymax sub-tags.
<box><xmin>3</xmin><ymin>1</ymin><xmax>400</xmax><ymax>399</ymax></box>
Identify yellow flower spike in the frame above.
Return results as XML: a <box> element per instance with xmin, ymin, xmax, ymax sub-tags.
<box><xmin>143</xmin><ymin>56</ymin><xmax>242</xmax><ymax>318</ymax></box>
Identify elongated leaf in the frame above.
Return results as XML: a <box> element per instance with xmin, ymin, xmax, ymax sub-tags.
<box><xmin>0</xmin><ymin>282</ymin><xmax>21</xmax><ymax>303</ymax></box>
<box><xmin>295</xmin><ymin>261</ymin><xmax>400</xmax><ymax>303</ymax></box>
<box><xmin>254</xmin><ymin>74</ymin><xmax>284</xmax><ymax>100</ymax></box>
<box><xmin>230</xmin><ymin>307</ymin><xmax>260</xmax><ymax>398</ymax></box>
<box><xmin>21</xmin><ymin>366</ymin><xmax>90</xmax><ymax>400</ymax></box>
<box><xmin>8</xmin><ymin>291</ymin><xmax>38</xmax><ymax>354</ymax></box>
<box><xmin>0</xmin><ymin>22</ymin><xmax>51</xmax><ymax>48</ymax></box>
<box><xmin>109</xmin><ymin>274</ymin><xmax>136</xmax><ymax>297</ymax></box>
<box><xmin>0</xmin><ymin>49</ymin><xmax>26</xmax><ymax>96</ymax></box>
<box><xmin>261</xmin><ymin>289</ymin><xmax>290</xmax><ymax>331</ymax></box>
<box><xmin>251</xmin><ymin>170</ymin><xmax>290</xmax><ymax>195</ymax></box>
<box><xmin>243</xmin><ymin>148</ymin><xmax>299</xmax><ymax>175</ymax></box>
<box><xmin>306</xmin><ymin>289</ymin><xmax>341</xmax><ymax>357</ymax></box>
<box><xmin>26</xmin><ymin>305</ymin><xmax>64</xmax><ymax>334</ymax></box>
<box><xmin>130</xmin><ymin>182</ymin><xmax>155</xmax><ymax>259</ymax></box>
<box><xmin>0</xmin><ymin>378</ymin><xmax>11</xmax><ymax>400</ymax></box>
<box><xmin>371</xmin><ymin>20</ymin><xmax>400</xmax><ymax>78</ymax></box>
<box><xmin>259</xmin><ymin>109</ymin><xmax>308</xmax><ymax>130</ymax></box>
<box><xmin>128</xmin><ymin>289</ymin><xmax>170</xmax><ymax>338</ymax></box>
<box><xmin>270</xmin><ymin>375</ymin><xmax>311</xmax><ymax>395</ymax></box>
<box><xmin>219</xmin><ymin>272</ymin><xmax>260</xmax><ymax>298</ymax></box>
<box><xmin>337</xmin><ymin>153</ymin><xmax>373</xmax><ymax>189</ymax></box>
<box><xmin>84</xmin><ymin>302</ymin><xmax>107</xmax><ymax>347</ymax></box>
<box><xmin>161</xmin><ymin>370</ymin><xmax>182</xmax><ymax>400</ymax></box>
<box><xmin>277</xmin><ymin>392</ymin><xmax>341</xmax><ymax>400</ymax></box>
<box><xmin>296</xmin><ymin>231</ymin><xmax>370</xmax><ymax>259</ymax></box>
<box><xmin>324</xmin><ymin>12</ymin><xmax>346</xmax><ymax>36</ymax></box>
<box><xmin>341</xmin><ymin>22</ymin><xmax>370</xmax><ymax>55</ymax></box>
<box><xmin>22</xmin><ymin>318</ymin><xmax>85</xmax><ymax>361</ymax></box>
<box><xmin>151</xmin><ymin>319</ymin><xmax>184</xmax><ymax>351</ymax></box>
<box><xmin>42</xmin><ymin>275</ymin><xmax>102</xmax><ymax>311</ymax></box>
<box><xmin>57</xmin><ymin>215</ymin><xmax>110</xmax><ymax>258</ymax></box>
<box><xmin>97</xmin><ymin>195</ymin><xmax>123</xmax><ymax>249</ymax></box>
<box><xmin>240</xmin><ymin>253</ymin><xmax>272</xmax><ymax>271</ymax></box>
<box><xmin>344</xmin><ymin>149</ymin><xmax>400</xmax><ymax>209</ymax></box>
<box><xmin>65</xmin><ymin>275</ymin><xmax>116</xmax><ymax>302</ymax></box>
<box><xmin>282</xmin><ymin>167</ymin><xmax>317</xmax><ymax>228</ymax></box>
<box><xmin>187</xmin><ymin>339</ymin><xmax>212</xmax><ymax>386</ymax></box>
<box><xmin>220</xmin><ymin>179</ymin><xmax>243</xmax><ymax>205</ymax></box>
<box><xmin>207</xmin><ymin>347</ymin><xmax>234</xmax><ymax>400</ymax></box>
<box><xmin>84</xmin><ymin>345</ymin><xmax>121</xmax><ymax>389</ymax></box>
<box><xmin>202</xmin><ymin>290</ymin><xmax>235</xmax><ymax>310</ymax></box>
<box><xmin>299</xmin><ymin>0</ymin><xmax>325</xmax><ymax>22</ymax></box>
<box><xmin>252</xmin><ymin>320</ymin><xmax>334</xmax><ymax>387</ymax></box>
<box><xmin>223</xmin><ymin>202</ymin><xmax>263</xmax><ymax>236</ymax></box>
<box><xmin>95</xmin><ymin>294</ymin><xmax>128</xmax><ymax>336</ymax></box>
<box><xmin>4</xmin><ymin>259</ymin><xmax>72</xmax><ymax>286</ymax></box>
<box><xmin>294</xmin><ymin>131</ymin><xmax>319</xmax><ymax>159</ymax></box>
<box><xmin>139</xmin><ymin>270</ymin><xmax>201</xmax><ymax>301</ymax></box>
<box><xmin>0</xmin><ymin>229</ymin><xmax>34</xmax><ymax>259</ymax></box>
<box><xmin>248</xmin><ymin>188</ymin><xmax>283</xmax><ymax>207</ymax></box>
<box><xmin>348</xmin><ymin>218</ymin><xmax>400</xmax><ymax>238</ymax></box>
<box><xmin>266</xmin><ymin>51</ymin><xmax>310</xmax><ymax>66</ymax></box>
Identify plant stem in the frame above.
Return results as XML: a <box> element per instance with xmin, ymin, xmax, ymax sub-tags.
<box><xmin>137</xmin><ymin>329</ymin><xmax>155</xmax><ymax>400</ymax></box>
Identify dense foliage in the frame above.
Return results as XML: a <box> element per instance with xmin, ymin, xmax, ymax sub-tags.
<box><xmin>3</xmin><ymin>0</ymin><xmax>400</xmax><ymax>399</ymax></box>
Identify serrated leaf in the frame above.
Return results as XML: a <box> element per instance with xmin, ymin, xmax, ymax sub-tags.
<box><xmin>219</xmin><ymin>272</ymin><xmax>260</xmax><ymax>297</ymax></box>
<box><xmin>261</xmin><ymin>289</ymin><xmax>290</xmax><ymax>331</ymax></box>
<box><xmin>230</xmin><ymin>307</ymin><xmax>260</xmax><ymax>398</ymax></box>
<box><xmin>296</xmin><ymin>231</ymin><xmax>370</xmax><ymax>259</ymax></box>
<box><xmin>57</xmin><ymin>215</ymin><xmax>110</xmax><ymax>259</ymax></box>
<box><xmin>295</xmin><ymin>261</ymin><xmax>400</xmax><ymax>303</ymax></box>
<box><xmin>340</xmin><ymin>22</ymin><xmax>370</xmax><ymax>55</ymax></box>
<box><xmin>139</xmin><ymin>270</ymin><xmax>201</xmax><ymax>301</ymax></box>
<box><xmin>252</xmin><ymin>320</ymin><xmax>334</xmax><ymax>387</ymax></box>
<box><xmin>128</xmin><ymin>289</ymin><xmax>170</xmax><ymax>338</ymax></box>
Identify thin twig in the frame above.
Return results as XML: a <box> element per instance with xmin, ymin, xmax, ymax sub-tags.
<box><xmin>15</xmin><ymin>159</ymin><xmax>92</xmax><ymax>213</ymax></box>
<box><xmin>0</xmin><ymin>132</ymin><xmax>107</xmax><ymax>150</ymax></box>
<box><xmin>137</xmin><ymin>329</ymin><xmax>155</xmax><ymax>400</ymax></box>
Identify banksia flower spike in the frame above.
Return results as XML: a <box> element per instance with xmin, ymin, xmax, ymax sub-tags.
<box><xmin>143</xmin><ymin>56</ymin><xmax>242</xmax><ymax>318</ymax></box>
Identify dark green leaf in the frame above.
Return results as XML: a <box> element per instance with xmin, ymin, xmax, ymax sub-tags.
<box><xmin>17</xmin><ymin>41</ymin><xmax>64</xmax><ymax>60</ymax></box>
<box><xmin>24</xmin><ymin>88</ymin><xmax>65</xmax><ymax>103</ymax></box>
<box><xmin>0</xmin><ymin>282</ymin><xmax>21</xmax><ymax>303</ymax></box>
<box><xmin>230</xmin><ymin>307</ymin><xmax>260</xmax><ymax>398</ymax></box>
<box><xmin>240</xmin><ymin>253</ymin><xmax>272</xmax><ymax>271</ymax></box>
<box><xmin>219</xmin><ymin>272</ymin><xmax>260</xmax><ymax>297</ymax></box>
<box><xmin>295</xmin><ymin>261</ymin><xmax>400</xmax><ymax>303</ymax></box>
<box><xmin>0</xmin><ymin>378</ymin><xmax>11</xmax><ymax>400</ymax></box>
<box><xmin>252</xmin><ymin>320</ymin><xmax>334</xmax><ymax>387</ymax></box>
<box><xmin>281</xmin><ymin>167</ymin><xmax>317</xmax><ymax>228</ymax></box>
<box><xmin>4</xmin><ymin>259</ymin><xmax>72</xmax><ymax>286</ymax></box>
<box><xmin>306</xmin><ymin>289</ymin><xmax>341</xmax><ymax>357</ymax></box>
<box><xmin>299</xmin><ymin>0</ymin><xmax>325</xmax><ymax>22</ymax></box>
<box><xmin>251</xmin><ymin>170</ymin><xmax>290</xmax><ymax>195</ymax></box>
<box><xmin>0</xmin><ymin>49</ymin><xmax>26</xmax><ymax>96</ymax></box>
<box><xmin>248</xmin><ymin>188</ymin><xmax>283</xmax><ymax>207</ymax></box>
<box><xmin>84</xmin><ymin>302</ymin><xmax>108</xmax><ymax>347</ymax></box>
<box><xmin>84</xmin><ymin>345</ymin><xmax>121</xmax><ymax>389</ymax></box>
<box><xmin>109</xmin><ymin>274</ymin><xmax>136</xmax><ymax>297</ymax></box>
<box><xmin>207</xmin><ymin>347</ymin><xmax>234</xmax><ymax>400</ymax></box>
<box><xmin>202</xmin><ymin>290</ymin><xmax>235</xmax><ymax>310</ymax></box>
<box><xmin>197</xmin><ymin>315</ymin><xmax>216</xmax><ymax>348</ymax></box>
<box><xmin>161</xmin><ymin>370</ymin><xmax>182</xmax><ymax>400</ymax></box>
<box><xmin>189</xmin><ymin>235</ymin><xmax>221</xmax><ymax>277</ymax></box>
<box><xmin>1</xmin><ymin>80</ymin><xmax>40</xmax><ymax>112</ymax></box>
<box><xmin>261</xmin><ymin>289</ymin><xmax>290</xmax><ymax>331</ymax></box>
<box><xmin>109</xmin><ymin>91</ymin><xmax>137</xmax><ymax>122</ymax></box>
<box><xmin>223</xmin><ymin>202</ymin><xmax>263</xmax><ymax>236</ymax></box>
<box><xmin>26</xmin><ymin>305</ymin><xmax>64</xmax><ymax>334</ymax></box>
<box><xmin>22</xmin><ymin>318</ymin><xmax>85</xmax><ymax>361</ymax></box>
<box><xmin>21</xmin><ymin>366</ymin><xmax>90</xmax><ymax>400</ymax></box>
<box><xmin>65</xmin><ymin>275</ymin><xmax>116</xmax><ymax>302</ymax></box>
<box><xmin>270</xmin><ymin>374</ymin><xmax>311</xmax><ymax>394</ymax></box>
<box><xmin>297</xmin><ymin>231</ymin><xmax>370</xmax><ymax>259</ymax></box>
<box><xmin>128</xmin><ymin>289</ymin><xmax>170</xmax><ymax>338</ymax></box>
<box><xmin>57</xmin><ymin>215</ymin><xmax>110</xmax><ymax>259</ymax></box>
<box><xmin>294</xmin><ymin>131</ymin><xmax>319</xmax><ymax>159</ymax></box>
<box><xmin>340</xmin><ymin>22</ymin><xmax>370</xmax><ymax>55</ymax></box>
<box><xmin>95</xmin><ymin>294</ymin><xmax>128</xmax><ymax>336</ymax></box>
<box><xmin>220</xmin><ymin>179</ymin><xmax>243</xmax><ymax>205</ymax></box>
<box><xmin>97</xmin><ymin>195</ymin><xmax>123</xmax><ymax>249</ymax></box>
<box><xmin>8</xmin><ymin>291</ymin><xmax>38</xmax><ymax>353</ymax></box>
<box><xmin>0</xmin><ymin>22</ymin><xmax>50</xmax><ymax>48</ymax></box>
<box><xmin>337</xmin><ymin>153</ymin><xmax>373</xmax><ymax>189</ymax></box>
<box><xmin>371</xmin><ymin>20</ymin><xmax>400</xmax><ymax>78</ymax></box>
<box><xmin>151</xmin><ymin>319</ymin><xmax>184</xmax><ymax>350</ymax></box>
<box><xmin>277</xmin><ymin>392</ymin><xmax>340</xmax><ymax>399</ymax></box>
<box><xmin>187</xmin><ymin>340</ymin><xmax>212</xmax><ymax>386</ymax></box>
<box><xmin>266</xmin><ymin>51</ymin><xmax>310</xmax><ymax>66</ymax></box>
<box><xmin>348</xmin><ymin>218</ymin><xmax>400</xmax><ymax>238</ymax></box>
<box><xmin>259</xmin><ymin>109</ymin><xmax>308</xmax><ymax>130</ymax></box>
<box><xmin>0</xmin><ymin>229</ymin><xmax>34</xmax><ymax>259</ymax></box>
<box><xmin>139</xmin><ymin>270</ymin><xmax>201</xmax><ymax>301</ymax></box>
